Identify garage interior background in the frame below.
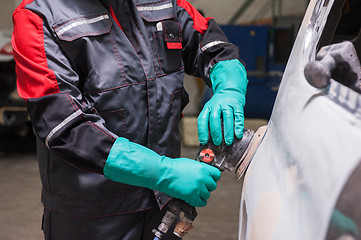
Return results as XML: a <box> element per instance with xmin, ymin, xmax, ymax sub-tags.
<box><xmin>2</xmin><ymin>0</ymin><xmax>309</xmax><ymax>29</ymax></box>
<box><xmin>0</xmin><ymin>0</ymin><xmax>309</xmax><ymax>120</ymax></box>
<box><xmin>0</xmin><ymin>0</ymin><xmax>308</xmax><ymax>240</ymax></box>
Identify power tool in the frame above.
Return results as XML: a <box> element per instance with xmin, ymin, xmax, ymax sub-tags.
<box><xmin>152</xmin><ymin>125</ymin><xmax>267</xmax><ymax>239</ymax></box>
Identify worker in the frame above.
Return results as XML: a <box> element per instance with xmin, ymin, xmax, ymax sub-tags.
<box><xmin>12</xmin><ymin>0</ymin><xmax>248</xmax><ymax>239</ymax></box>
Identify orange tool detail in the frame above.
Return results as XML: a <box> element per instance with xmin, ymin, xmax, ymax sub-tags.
<box><xmin>199</xmin><ymin>148</ymin><xmax>215</xmax><ymax>163</ymax></box>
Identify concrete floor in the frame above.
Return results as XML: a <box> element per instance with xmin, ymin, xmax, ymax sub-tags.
<box><xmin>0</xmin><ymin>119</ymin><xmax>267</xmax><ymax>240</ymax></box>
<box><xmin>0</xmin><ymin>151</ymin><xmax>243</xmax><ymax>240</ymax></box>
<box><xmin>0</xmin><ymin>152</ymin><xmax>43</xmax><ymax>240</ymax></box>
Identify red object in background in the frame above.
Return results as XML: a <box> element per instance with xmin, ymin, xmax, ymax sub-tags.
<box><xmin>0</xmin><ymin>42</ymin><xmax>13</xmax><ymax>55</ymax></box>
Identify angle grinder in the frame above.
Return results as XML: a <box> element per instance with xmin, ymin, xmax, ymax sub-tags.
<box><xmin>153</xmin><ymin>125</ymin><xmax>267</xmax><ymax>239</ymax></box>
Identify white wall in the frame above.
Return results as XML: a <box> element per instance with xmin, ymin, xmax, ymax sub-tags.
<box><xmin>1</xmin><ymin>0</ymin><xmax>309</xmax><ymax>31</ymax></box>
<box><xmin>0</xmin><ymin>0</ymin><xmax>19</xmax><ymax>32</ymax></box>
<box><xmin>189</xmin><ymin>0</ymin><xmax>308</xmax><ymax>24</ymax></box>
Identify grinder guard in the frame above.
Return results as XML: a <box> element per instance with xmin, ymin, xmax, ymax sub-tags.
<box><xmin>196</xmin><ymin>126</ymin><xmax>267</xmax><ymax>179</ymax></box>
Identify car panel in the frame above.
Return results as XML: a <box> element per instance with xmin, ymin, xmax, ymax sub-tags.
<box><xmin>239</xmin><ymin>0</ymin><xmax>361</xmax><ymax>239</ymax></box>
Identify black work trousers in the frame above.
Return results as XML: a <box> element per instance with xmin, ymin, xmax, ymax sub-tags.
<box><xmin>42</xmin><ymin>206</ymin><xmax>182</xmax><ymax>240</ymax></box>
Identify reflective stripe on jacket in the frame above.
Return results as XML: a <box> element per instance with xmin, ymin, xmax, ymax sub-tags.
<box><xmin>12</xmin><ymin>0</ymin><xmax>240</xmax><ymax>217</ymax></box>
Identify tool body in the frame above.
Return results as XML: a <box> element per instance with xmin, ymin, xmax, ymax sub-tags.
<box><xmin>196</xmin><ymin>127</ymin><xmax>267</xmax><ymax>180</ymax></box>
<box><xmin>153</xmin><ymin>125</ymin><xmax>267</xmax><ymax>239</ymax></box>
<box><xmin>152</xmin><ymin>198</ymin><xmax>197</xmax><ymax>239</ymax></box>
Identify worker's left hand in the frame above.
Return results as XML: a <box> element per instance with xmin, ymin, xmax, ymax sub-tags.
<box><xmin>198</xmin><ymin>59</ymin><xmax>248</xmax><ymax>146</ymax></box>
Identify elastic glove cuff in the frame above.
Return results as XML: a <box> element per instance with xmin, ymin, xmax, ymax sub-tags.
<box><xmin>104</xmin><ymin>137</ymin><xmax>221</xmax><ymax>207</ymax></box>
<box><xmin>104</xmin><ymin>137</ymin><xmax>162</xmax><ymax>188</ymax></box>
<box><xmin>210</xmin><ymin>59</ymin><xmax>248</xmax><ymax>95</ymax></box>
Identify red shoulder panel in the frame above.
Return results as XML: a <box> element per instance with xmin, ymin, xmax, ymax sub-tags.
<box><xmin>14</xmin><ymin>0</ymin><xmax>35</xmax><ymax>12</ymax></box>
<box><xmin>12</xmin><ymin>9</ymin><xmax>60</xmax><ymax>100</ymax></box>
<box><xmin>176</xmin><ymin>0</ymin><xmax>212</xmax><ymax>35</ymax></box>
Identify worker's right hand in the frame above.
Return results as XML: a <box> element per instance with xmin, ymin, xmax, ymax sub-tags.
<box><xmin>156</xmin><ymin>156</ymin><xmax>221</xmax><ymax>207</ymax></box>
<box><xmin>103</xmin><ymin>137</ymin><xmax>221</xmax><ymax>207</ymax></box>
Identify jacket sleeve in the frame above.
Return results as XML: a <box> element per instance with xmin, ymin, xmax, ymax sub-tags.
<box><xmin>175</xmin><ymin>0</ymin><xmax>241</xmax><ymax>86</ymax></box>
<box><xmin>12</xmin><ymin>8</ymin><xmax>116</xmax><ymax>174</ymax></box>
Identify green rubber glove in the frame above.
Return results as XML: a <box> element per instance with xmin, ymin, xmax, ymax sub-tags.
<box><xmin>103</xmin><ymin>137</ymin><xmax>221</xmax><ymax>207</ymax></box>
<box><xmin>198</xmin><ymin>59</ymin><xmax>248</xmax><ymax>146</ymax></box>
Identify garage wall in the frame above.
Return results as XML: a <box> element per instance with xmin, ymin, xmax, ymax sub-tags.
<box><xmin>2</xmin><ymin>0</ymin><xmax>309</xmax><ymax>31</ymax></box>
<box><xmin>0</xmin><ymin>0</ymin><xmax>19</xmax><ymax>32</ymax></box>
<box><xmin>188</xmin><ymin>0</ymin><xmax>309</xmax><ymax>24</ymax></box>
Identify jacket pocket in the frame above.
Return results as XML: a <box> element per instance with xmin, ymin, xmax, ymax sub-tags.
<box><xmin>136</xmin><ymin>1</ymin><xmax>183</xmax><ymax>74</ymax></box>
<box><xmin>53</xmin><ymin>13</ymin><xmax>112</xmax><ymax>41</ymax></box>
<box><xmin>153</xmin><ymin>20</ymin><xmax>183</xmax><ymax>73</ymax></box>
<box><xmin>136</xmin><ymin>0</ymin><xmax>175</xmax><ymax>22</ymax></box>
<box><xmin>52</xmin><ymin>12</ymin><xmax>130</xmax><ymax>92</ymax></box>
<box><xmin>98</xmin><ymin>109</ymin><xmax>127</xmax><ymax>138</ymax></box>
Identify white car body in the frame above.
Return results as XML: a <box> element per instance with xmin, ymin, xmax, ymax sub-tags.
<box><xmin>239</xmin><ymin>0</ymin><xmax>361</xmax><ymax>239</ymax></box>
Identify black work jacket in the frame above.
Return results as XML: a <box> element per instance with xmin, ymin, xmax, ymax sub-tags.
<box><xmin>12</xmin><ymin>0</ymin><xmax>240</xmax><ymax>217</ymax></box>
